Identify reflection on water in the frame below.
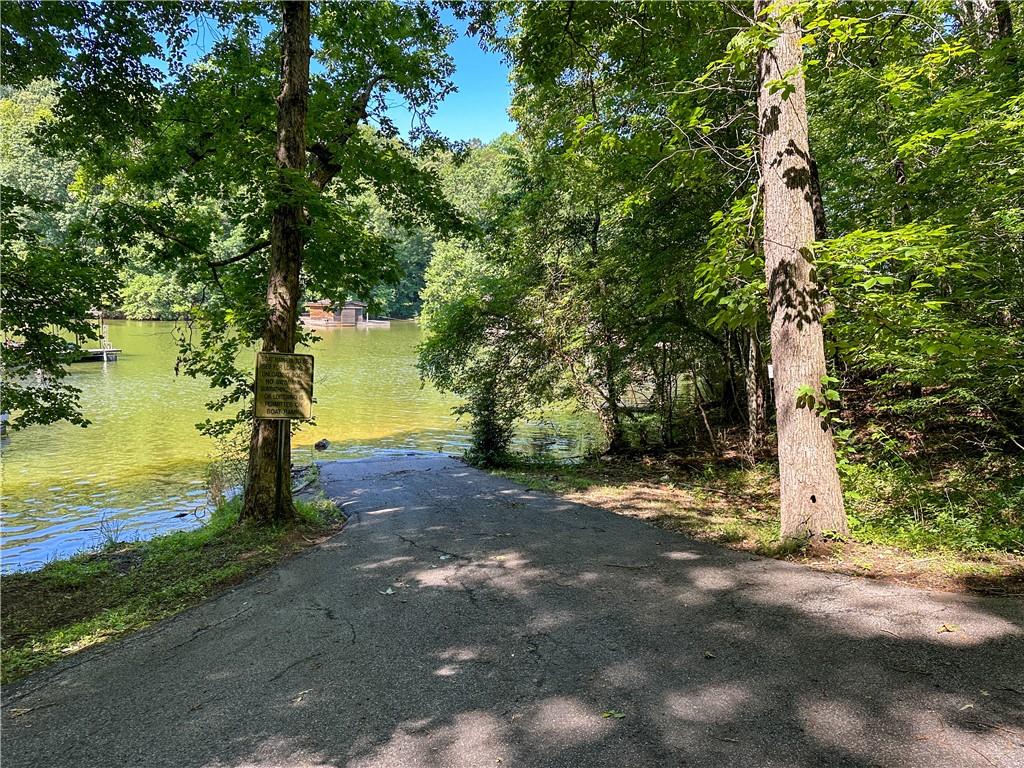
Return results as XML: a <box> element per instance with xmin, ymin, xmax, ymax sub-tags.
<box><xmin>0</xmin><ymin>320</ymin><xmax>599</xmax><ymax>572</ymax></box>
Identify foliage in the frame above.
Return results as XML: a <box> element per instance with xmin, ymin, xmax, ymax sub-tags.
<box><xmin>695</xmin><ymin>191</ymin><xmax>764</xmax><ymax>332</ymax></box>
<box><xmin>421</xmin><ymin>2</ymin><xmax>747</xmax><ymax>457</ymax></box>
<box><xmin>4</xmin><ymin>2</ymin><xmax>1023</xmax><ymax>542</ymax></box>
<box><xmin>0</xmin><ymin>82</ymin><xmax>120</xmax><ymax>428</ymax></box>
<box><xmin>419</xmin><ymin>234</ymin><xmax>552</xmax><ymax>466</ymax></box>
<box><xmin>806</xmin><ymin>0</ymin><xmax>1024</xmax><ymax>445</ymax></box>
<box><xmin>430</xmin><ymin>0</ymin><xmax>1024</xmax><ymax>564</ymax></box>
<box><xmin>118</xmin><ymin>270</ymin><xmax>203</xmax><ymax>320</ymax></box>
<box><xmin>3</xmin><ymin>3</ymin><xmax>468</xmax><ymax>441</ymax></box>
<box><xmin>368</xmin><ymin>225</ymin><xmax>436</xmax><ymax>319</ymax></box>
<box><xmin>418</xmin><ymin>1</ymin><xmax>1023</xmax><ymax>550</ymax></box>
<box><xmin>843</xmin><ymin>452</ymin><xmax>1024</xmax><ymax>555</ymax></box>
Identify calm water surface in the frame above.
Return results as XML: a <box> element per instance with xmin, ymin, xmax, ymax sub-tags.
<box><xmin>0</xmin><ymin>320</ymin><xmax>598</xmax><ymax>572</ymax></box>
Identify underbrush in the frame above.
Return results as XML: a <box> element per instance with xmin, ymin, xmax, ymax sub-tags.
<box><xmin>1</xmin><ymin>496</ymin><xmax>343</xmax><ymax>684</ymax></box>
<box><xmin>842</xmin><ymin>454</ymin><xmax>1023</xmax><ymax>555</ymax></box>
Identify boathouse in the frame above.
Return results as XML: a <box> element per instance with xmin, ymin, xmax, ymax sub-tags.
<box><xmin>303</xmin><ymin>300</ymin><xmax>368</xmax><ymax>326</ymax></box>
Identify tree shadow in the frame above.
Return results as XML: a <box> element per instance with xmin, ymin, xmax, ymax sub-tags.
<box><xmin>4</xmin><ymin>456</ymin><xmax>1022</xmax><ymax>767</ymax></box>
<box><xmin>761</xmin><ymin>134</ymin><xmax>825</xmax><ymax>333</ymax></box>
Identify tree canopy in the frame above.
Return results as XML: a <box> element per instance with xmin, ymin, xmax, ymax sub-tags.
<box><xmin>3</xmin><ymin>0</ymin><xmax>1021</xmax><ymax>538</ymax></box>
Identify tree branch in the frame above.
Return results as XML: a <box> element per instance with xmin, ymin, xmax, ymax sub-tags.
<box><xmin>144</xmin><ymin>218</ymin><xmax>205</xmax><ymax>257</ymax></box>
<box><xmin>207</xmin><ymin>238</ymin><xmax>271</xmax><ymax>268</ymax></box>
<box><xmin>145</xmin><ymin>216</ymin><xmax>268</xmax><ymax>275</ymax></box>
<box><xmin>309</xmin><ymin>75</ymin><xmax>388</xmax><ymax>190</ymax></box>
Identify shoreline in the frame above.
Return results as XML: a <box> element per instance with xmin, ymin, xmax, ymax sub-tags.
<box><xmin>0</xmin><ymin>477</ymin><xmax>345</xmax><ymax>684</ymax></box>
<box><xmin>0</xmin><ymin>452</ymin><xmax>442</xmax><ymax>576</ymax></box>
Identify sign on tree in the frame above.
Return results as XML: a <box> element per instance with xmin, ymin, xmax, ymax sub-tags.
<box><xmin>254</xmin><ymin>352</ymin><xmax>314</xmax><ymax>420</ymax></box>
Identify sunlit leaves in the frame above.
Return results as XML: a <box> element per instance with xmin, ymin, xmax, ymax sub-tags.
<box><xmin>695</xmin><ymin>191</ymin><xmax>765</xmax><ymax>332</ymax></box>
<box><xmin>4</xmin><ymin>1</ymin><xmax>469</xmax><ymax>434</ymax></box>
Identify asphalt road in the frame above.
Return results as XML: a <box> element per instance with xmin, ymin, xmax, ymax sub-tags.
<box><xmin>4</xmin><ymin>452</ymin><xmax>1023</xmax><ymax>767</ymax></box>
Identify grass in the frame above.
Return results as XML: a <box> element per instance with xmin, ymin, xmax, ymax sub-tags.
<box><xmin>1</xmin><ymin>495</ymin><xmax>344</xmax><ymax>685</ymax></box>
<box><xmin>496</xmin><ymin>451</ymin><xmax>1024</xmax><ymax>594</ymax></box>
<box><xmin>842</xmin><ymin>453</ymin><xmax>1024</xmax><ymax>555</ymax></box>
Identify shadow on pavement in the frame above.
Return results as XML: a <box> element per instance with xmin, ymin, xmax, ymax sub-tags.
<box><xmin>4</xmin><ymin>454</ymin><xmax>1023</xmax><ymax>767</ymax></box>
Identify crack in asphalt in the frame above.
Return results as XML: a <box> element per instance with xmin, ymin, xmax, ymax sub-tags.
<box><xmin>165</xmin><ymin>606</ymin><xmax>253</xmax><ymax>654</ymax></box>
<box><xmin>268</xmin><ymin>651</ymin><xmax>324</xmax><ymax>683</ymax></box>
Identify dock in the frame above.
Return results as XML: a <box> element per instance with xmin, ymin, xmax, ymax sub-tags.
<box><xmin>71</xmin><ymin>315</ymin><xmax>121</xmax><ymax>362</ymax></box>
<box><xmin>74</xmin><ymin>347</ymin><xmax>121</xmax><ymax>362</ymax></box>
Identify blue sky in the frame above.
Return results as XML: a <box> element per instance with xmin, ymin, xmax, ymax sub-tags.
<box><xmin>386</xmin><ymin>12</ymin><xmax>515</xmax><ymax>143</ymax></box>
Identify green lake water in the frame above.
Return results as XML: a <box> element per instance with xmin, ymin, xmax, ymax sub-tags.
<box><xmin>0</xmin><ymin>320</ymin><xmax>599</xmax><ymax>572</ymax></box>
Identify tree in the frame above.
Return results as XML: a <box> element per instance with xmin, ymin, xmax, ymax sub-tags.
<box><xmin>806</xmin><ymin>1</ymin><xmax>1023</xmax><ymax>447</ymax></box>
<box><xmin>420</xmin><ymin>234</ymin><xmax>549</xmax><ymax>466</ymax></box>
<box><xmin>419</xmin><ymin>137</ymin><xmax>558</xmax><ymax>466</ymax></box>
<box><xmin>755</xmin><ymin>0</ymin><xmax>847</xmax><ymax>539</ymax></box>
<box><xmin>422</xmin><ymin>2</ymin><xmax>750</xmax><ymax>460</ymax></box>
<box><xmin>495</xmin><ymin>1</ymin><xmax>741</xmax><ymax>452</ymax></box>
<box><xmin>2</xmin><ymin>1</ymin><xmax>465</xmax><ymax>521</ymax></box>
<box><xmin>242</xmin><ymin>0</ymin><xmax>310</xmax><ymax>520</ymax></box>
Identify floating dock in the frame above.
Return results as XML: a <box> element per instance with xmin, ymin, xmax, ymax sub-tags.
<box><xmin>73</xmin><ymin>347</ymin><xmax>121</xmax><ymax>362</ymax></box>
<box><xmin>300</xmin><ymin>317</ymin><xmax>391</xmax><ymax>329</ymax></box>
<box><xmin>72</xmin><ymin>314</ymin><xmax>121</xmax><ymax>362</ymax></box>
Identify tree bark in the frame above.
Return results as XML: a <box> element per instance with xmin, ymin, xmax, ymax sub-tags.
<box><xmin>242</xmin><ymin>0</ymin><xmax>310</xmax><ymax>523</ymax></box>
<box><xmin>745</xmin><ymin>327</ymin><xmax>769</xmax><ymax>455</ymax></box>
<box><xmin>977</xmin><ymin>0</ymin><xmax>1014</xmax><ymax>41</ymax></box>
<box><xmin>588</xmin><ymin>197</ymin><xmax>627</xmax><ymax>454</ymax></box>
<box><xmin>756</xmin><ymin>0</ymin><xmax>847</xmax><ymax>539</ymax></box>
<box><xmin>966</xmin><ymin>1</ymin><xmax>1016</xmax><ymax>43</ymax></box>
<box><xmin>993</xmin><ymin>1</ymin><xmax>1014</xmax><ymax>40</ymax></box>
<box><xmin>722</xmin><ymin>330</ymin><xmax>745</xmax><ymax>424</ymax></box>
<box><xmin>601</xmin><ymin>336</ymin><xmax>628</xmax><ymax>453</ymax></box>
<box><xmin>657</xmin><ymin>341</ymin><xmax>677</xmax><ymax>446</ymax></box>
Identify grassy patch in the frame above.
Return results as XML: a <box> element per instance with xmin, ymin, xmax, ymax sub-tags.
<box><xmin>497</xmin><ymin>452</ymin><xmax>1024</xmax><ymax>594</ymax></box>
<box><xmin>842</xmin><ymin>453</ymin><xmax>1024</xmax><ymax>555</ymax></box>
<box><xmin>1</xmin><ymin>496</ymin><xmax>344</xmax><ymax>684</ymax></box>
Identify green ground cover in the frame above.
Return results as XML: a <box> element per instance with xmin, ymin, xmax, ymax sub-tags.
<box><xmin>1</xmin><ymin>496</ymin><xmax>343</xmax><ymax>684</ymax></box>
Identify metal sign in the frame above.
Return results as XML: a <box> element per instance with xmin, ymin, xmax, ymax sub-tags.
<box><xmin>254</xmin><ymin>352</ymin><xmax>314</xmax><ymax>420</ymax></box>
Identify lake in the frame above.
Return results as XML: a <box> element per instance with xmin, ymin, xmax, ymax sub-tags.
<box><xmin>0</xmin><ymin>320</ymin><xmax>599</xmax><ymax>572</ymax></box>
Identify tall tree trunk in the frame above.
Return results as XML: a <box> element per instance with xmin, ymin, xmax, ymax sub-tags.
<box><xmin>588</xmin><ymin>195</ymin><xmax>627</xmax><ymax>454</ymax></box>
<box><xmin>722</xmin><ymin>330</ymin><xmax>745</xmax><ymax>423</ymax></box>
<box><xmin>745</xmin><ymin>326</ymin><xmax>769</xmax><ymax>455</ymax></box>
<box><xmin>966</xmin><ymin>1</ymin><xmax>1016</xmax><ymax>44</ymax></box>
<box><xmin>993</xmin><ymin>0</ymin><xmax>1014</xmax><ymax>40</ymax></box>
<box><xmin>977</xmin><ymin>0</ymin><xmax>1014</xmax><ymax>41</ymax></box>
<box><xmin>756</xmin><ymin>0</ymin><xmax>847</xmax><ymax>539</ymax></box>
<box><xmin>658</xmin><ymin>341</ymin><xmax>676</xmax><ymax>446</ymax></box>
<box><xmin>602</xmin><ymin>340</ymin><xmax>627</xmax><ymax>453</ymax></box>
<box><xmin>242</xmin><ymin>0</ymin><xmax>310</xmax><ymax>522</ymax></box>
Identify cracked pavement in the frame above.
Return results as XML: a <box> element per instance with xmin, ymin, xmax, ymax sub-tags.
<box><xmin>3</xmin><ymin>452</ymin><xmax>1023</xmax><ymax>767</ymax></box>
